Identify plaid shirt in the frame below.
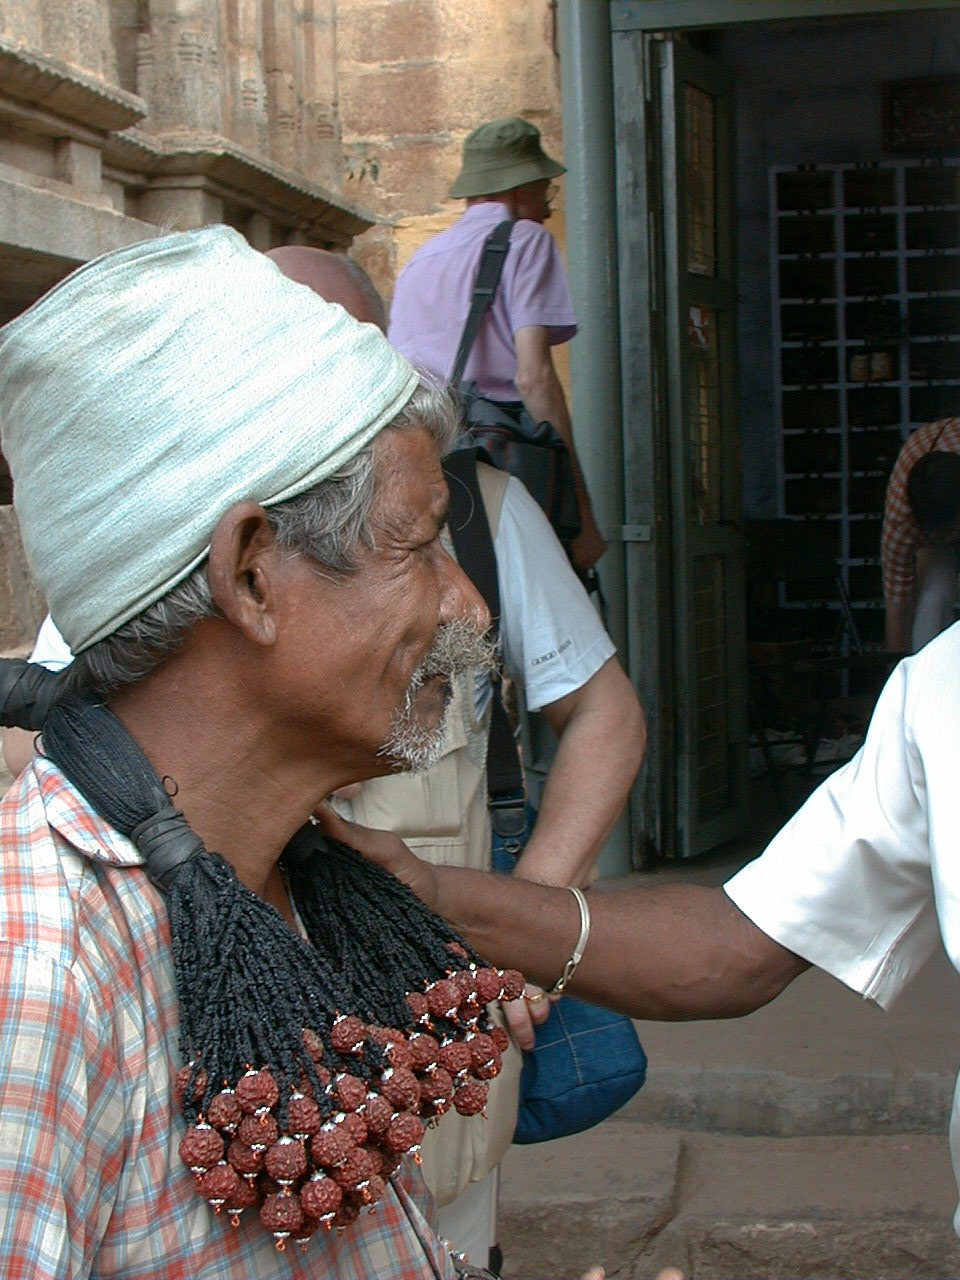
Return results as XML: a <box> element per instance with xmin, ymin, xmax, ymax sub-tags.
<box><xmin>881</xmin><ymin>417</ymin><xmax>960</xmax><ymax>605</ymax></box>
<box><xmin>0</xmin><ymin>757</ymin><xmax>456</xmax><ymax>1280</ymax></box>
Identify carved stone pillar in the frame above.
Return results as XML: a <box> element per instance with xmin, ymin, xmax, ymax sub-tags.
<box><xmin>262</xmin><ymin>0</ymin><xmax>301</xmax><ymax>172</ymax></box>
<box><xmin>300</xmin><ymin>0</ymin><xmax>341</xmax><ymax>191</ymax></box>
<box><xmin>225</xmin><ymin>0</ymin><xmax>267</xmax><ymax>153</ymax></box>
<box><xmin>137</xmin><ymin>0</ymin><xmax>223</xmax><ymax>135</ymax></box>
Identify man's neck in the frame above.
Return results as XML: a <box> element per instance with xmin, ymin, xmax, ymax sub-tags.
<box><xmin>108</xmin><ymin>645</ymin><xmax>340</xmax><ymax>907</ymax></box>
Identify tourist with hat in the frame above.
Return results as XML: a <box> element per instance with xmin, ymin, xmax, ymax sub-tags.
<box><xmin>388</xmin><ymin>115</ymin><xmax>606</xmax><ymax>572</ymax></box>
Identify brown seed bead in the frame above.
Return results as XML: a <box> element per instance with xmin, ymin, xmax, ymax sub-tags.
<box><xmin>408</xmin><ymin>1032</ymin><xmax>440</xmax><ymax>1072</ymax></box>
<box><xmin>174</xmin><ymin>1064</ymin><xmax>208</xmax><ymax>1108</ymax></box>
<box><xmin>294</xmin><ymin>1215</ymin><xmax>321</xmax><ymax>1246</ymax></box>
<box><xmin>227</xmin><ymin>1139</ymin><xmax>264</xmax><ymax>1178</ymax></box>
<box><xmin>310</xmin><ymin>1124</ymin><xmax>355</xmax><ymax>1170</ymax></box>
<box><xmin>302</xmin><ymin>1028</ymin><xmax>326</xmax><ymax>1064</ymax></box>
<box><xmin>362</xmin><ymin>1143</ymin><xmax>385</xmax><ymax>1176</ymax></box>
<box><xmin>499</xmin><ymin>969</ymin><xmax>525</xmax><ymax>1001</ymax></box>
<box><xmin>384</xmin><ymin>1039</ymin><xmax>414</xmax><ymax>1071</ymax></box>
<box><xmin>338</xmin><ymin>1110</ymin><xmax>368</xmax><ymax>1147</ymax></box>
<box><xmin>405</xmin><ymin>991</ymin><xmax>429</xmax><ymax>1022</ymax></box>
<box><xmin>334</xmin><ymin>1072</ymin><xmax>367</xmax><ymax>1113</ymax></box>
<box><xmin>331</xmin><ymin>1147</ymin><xmax>377</xmax><ymax>1191</ymax></box>
<box><xmin>361</xmin><ymin>1093</ymin><xmax>393</xmax><ymax>1135</ymax></box>
<box><xmin>235</xmin><ymin>1069</ymin><xmax>279</xmax><ymax>1115</ymax></box>
<box><xmin>237</xmin><ymin>1113</ymin><xmax>279</xmax><ymax>1150</ymax></box>
<box><xmin>207</xmin><ymin>1090</ymin><xmax>242</xmax><ymax>1133</ymax></box>
<box><xmin>358</xmin><ymin>1172</ymin><xmax>386</xmax><ymax>1206</ymax></box>
<box><xmin>380</xmin><ymin>1066</ymin><xmax>420</xmax><ymax>1112</ymax></box>
<box><xmin>489</xmin><ymin>1025</ymin><xmax>510</xmax><ymax>1055</ymax></box>
<box><xmin>264</xmin><ymin>1137</ymin><xmax>308</xmax><ymax>1185</ymax></box>
<box><xmin>418</xmin><ymin>1066</ymin><xmax>453</xmax><ymax>1113</ymax></box>
<box><xmin>467</xmin><ymin>1033</ymin><xmax>502</xmax><ymax>1081</ymax></box>
<box><xmin>178</xmin><ymin>1124</ymin><xmax>224</xmax><ymax>1172</ymax></box>
<box><xmin>378</xmin><ymin>1148</ymin><xmax>403</xmax><ymax>1177</ymax></box>
<box><xmin>199</xmin><ymin>1161</ymin><xmax>242</xmax><ymax>1207</ymax></box>
<box><xmin>453</xmin><ymin>1080</ymin><xmax>489</xmax><ymax>1117</ymax></box>
<box><xmin>467</xmin><ymin>1033</ymin><xmax>496</xmax><ymax>1071</ymax></box>
<box><xmin>385</xmin><ymin>1110</ymin><xmax>425</xmax><ymax>1153</ymax></box>
<box><xmin>300</xmin><ymin>1174</ymin><xmax>343</xmax><ymax>1220</ymax></box>
<box><xmin>475</xmin><ymin>1048</ymin><xmax>502</xmax><ymax>1081</ymax></box>
<box><xmin>333</xmin><ymin>1196</ymin><xmax>360</xmax><ymax>1229</ymax></box>
<box><xmin>473</xmin><ymin>968</ymin><xmax>503</xmax><ymax>1004</ymax></box>
<box><xmin>437</xmin><ymin>1041</ymin><xmax>472</xmax><ymax>1077</ymax></box>
<box><xmin>453</xmin><ymin>968</ymin><xmax>476</xmax><ymax>999</ymax></box>
<box><xmin>447</xmin><ymin>941</ymin><xmax>469</xmax><ymax>962</ymax></box>
<box><xmin>426</xmin><ymin>978</ymin><xmax>461</xmax><ymax>1019</ymax></box>
<box><xmin>225</xmin><ymin>1174</ymin><xmax>259</xmax><ymax>1214</ymax></box>
<box><xmin>330</xmin><ymin>1015</ymin><xmax>366</xmax><ymax>1055</ymax></box>
<box><xmin>260</xmin><ymin>1191</ymin><xmax>304</xmax><ymax>1237</ymax></box>
<box><xmin>288</xmin><ymin>1093</ymin><xmax>322</xmax><ymax>1138</ymax></box>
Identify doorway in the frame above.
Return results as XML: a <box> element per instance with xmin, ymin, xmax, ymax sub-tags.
<box><xmin>612</xmin><ymin>2</ymin><xmax>960</xmax><ymax>858</ymax></box>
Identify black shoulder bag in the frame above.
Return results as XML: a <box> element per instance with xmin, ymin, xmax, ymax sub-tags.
<box><xmin>451</xmin><ymin>220</ymin><xmax>582</xmax><ymax>548</ymax></box>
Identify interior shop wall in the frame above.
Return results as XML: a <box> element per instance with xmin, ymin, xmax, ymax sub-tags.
<box><xmin>713</xmin><ymin>10</ymin><xmax>960</xmax><ymax>519</ymax></box>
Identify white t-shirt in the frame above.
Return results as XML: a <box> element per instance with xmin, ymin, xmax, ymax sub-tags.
<box><xmin>31</xmin><ymin>476</ymin><xmax>614</xmax><ymax>713</ymax></box>
<box><xmin>494</xmin><ymin>476</ymin><xmax>613</xmax><ymax>710</ymax></box>
<box><xmin>725</xmin><ymin>621</ymin><xmax>960</xmax><ymax>1230</ymax></box>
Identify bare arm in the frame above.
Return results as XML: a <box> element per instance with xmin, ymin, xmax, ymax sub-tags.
<box><xmin>312</xmin><ymin>806</ymin><xmax>808</xmax><ymax>1022</ymax></box>
<box><xmin>513</xmin><ymin>324</ymin><xmax>605</xmax><ymax>571</ymax></box>
<box><xmin>512</xmin><ymin>657</ymin><xmax>645</xmax><ymax>887</ymax></box>
<box><xmin>435</xmin><ymin>869</ymin><xmax>808</xmax><ymax>1021</ymax></box>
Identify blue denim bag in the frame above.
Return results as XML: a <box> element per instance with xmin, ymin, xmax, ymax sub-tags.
<box><xmin>491</xmin><ymin>807</ymin><xmax>648</xmax><ymax>1144</ymax></box>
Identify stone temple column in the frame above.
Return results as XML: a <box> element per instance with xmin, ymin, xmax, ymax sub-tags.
<box><xmin>224</xmin><ymin>0</ymin><xmax>268</xmax><ymax>154</ymax></box>
<box><xmin>137</xmin><ymin>0</ymin><xmax>223</xmax><ymax>135</ymax></box>
<box><xmin>300</xmin><ymin>0</ymin><xmax>342</xmax><ymax>191</ymax></box>
<box><xmin>262</xmin><ymin>0</ymin><xmax>302</xmax><ymax>172</ymax></box>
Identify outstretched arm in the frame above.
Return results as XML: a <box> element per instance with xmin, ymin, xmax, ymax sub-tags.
<box><xmin>314</xmin><ymin>806</ymin><xmax>807</xmax><ymax>1023</ymax></box>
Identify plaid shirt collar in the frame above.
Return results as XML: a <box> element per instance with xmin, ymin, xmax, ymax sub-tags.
<box><xmin>33</xmin><ymin>753</ymin><xmax>145</xmax><ymax>869</ymax></box>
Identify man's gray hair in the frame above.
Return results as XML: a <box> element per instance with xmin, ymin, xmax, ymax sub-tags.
<box><xmin>64</xmin><ymin>378</ymin><xmax>458</xmax><ymax>697</ymax></box>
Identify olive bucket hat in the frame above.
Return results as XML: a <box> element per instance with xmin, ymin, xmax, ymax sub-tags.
<box><xmin>449</xmin><ymin>116</ymin><xmax>565</xmax><ymax>199</ymax></box>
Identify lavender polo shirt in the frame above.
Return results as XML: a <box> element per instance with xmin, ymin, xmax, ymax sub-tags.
<box><xmin>388</xmin><ymin>202</ymin><xmax>577</xmax><ymax>402</ymax></box>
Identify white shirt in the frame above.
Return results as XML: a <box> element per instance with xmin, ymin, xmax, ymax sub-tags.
<box><xmin>494</xmin><ymin>476</ymin><xmax>613</xmax><ymax>711</ymax></box>
<box><xmin>725</xmin><ymin>621</ymin><xmax>960</xmax><ymax>1229</ymax></box>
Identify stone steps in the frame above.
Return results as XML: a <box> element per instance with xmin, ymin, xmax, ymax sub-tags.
<box><xmin>498</xmin><ymin>1123</ymin><xmax>960</xmax><ymax>1279</ymax></box>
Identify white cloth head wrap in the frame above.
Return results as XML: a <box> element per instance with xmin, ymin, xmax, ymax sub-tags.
<box><xmin>0</xmin><ymin>225</ymin><xmax>419</xmax><ymax>652</ymax></box>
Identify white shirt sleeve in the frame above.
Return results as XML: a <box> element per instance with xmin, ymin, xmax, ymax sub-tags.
<box><xmin>29</xmin><ymin>615</ymin><xmax>74</xmax><ymax>672</ymax></box>
<box><xmin>725</xmin><ymin>643</ymin><xmax>945</xmax><ymax>1010</ymax></box>
<box><xmin>494</xmin><ymin>477</ymin><xmax>615</xmax><ymax>711</ymax></box>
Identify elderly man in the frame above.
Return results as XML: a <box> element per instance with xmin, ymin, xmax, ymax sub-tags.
<box><xmin>1</xmin><ymin>242</ymin><xmax>645</xmax><ymax>1276</ymax></box>
<box><xmin>389</xmin><ymin>115</ymin><xmax>605</xmax><ymax>572</ymax></box>
<box><xmin>0</xmin><ymin>226</ymin><xmax>511</xmax><ymax>1279</ymax></box>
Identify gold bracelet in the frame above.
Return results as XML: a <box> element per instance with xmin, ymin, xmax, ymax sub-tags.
<box><xmin>544</xmin><ymin>885</ymin><xmax>590</xmax><ymax>996</ymax></box>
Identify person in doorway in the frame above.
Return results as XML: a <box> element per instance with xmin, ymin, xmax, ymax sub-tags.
<box><xmin>388</xmin><ymin>114</ymin><xmax>606</xmax><ymax>573</ymax></box>
<box><xmin>321</xmin><ymin>613</ymin><xmax>960</xmax><ymax>1240</ymax></box>
<box><xmin>882</xmin><ymin>415</ymin><xmax>960</xmax><ymax>652</ymax></box>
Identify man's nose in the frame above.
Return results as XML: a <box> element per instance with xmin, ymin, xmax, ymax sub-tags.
<box><xmin>438</xmin><ymin>548</ymin><xmax>491</xmax><ymax>634</ymax></box>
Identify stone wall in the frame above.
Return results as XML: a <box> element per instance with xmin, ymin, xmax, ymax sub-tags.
<box><xmin>336</xmin><ymin>0</ymin><xmax>565</xmax><ymax>305</ymax></box>
<box><xmin>0</xmin><ymin>0</ymin><xmax>373</xmax><ymax>652</ymax></box>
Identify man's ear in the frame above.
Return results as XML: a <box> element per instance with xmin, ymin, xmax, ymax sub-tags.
<box><xmin>207</xmin><ymin>502</ymin><xmax>281</xmax><ymax>646</ymax></box>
